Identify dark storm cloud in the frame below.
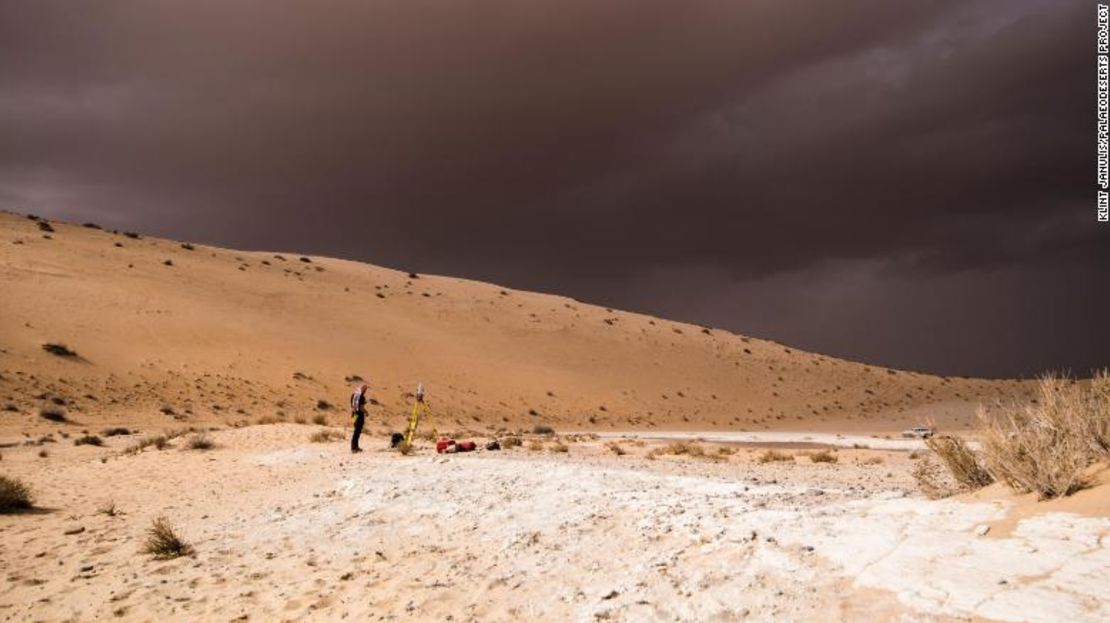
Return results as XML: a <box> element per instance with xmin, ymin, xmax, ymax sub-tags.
<box><xmin>0</xmin><ymin>0</ymin><xmax>1104</xmax><ymax>377</ymax></box>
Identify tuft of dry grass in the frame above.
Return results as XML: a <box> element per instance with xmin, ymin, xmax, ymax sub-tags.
<box><xmin>527</xmin><ymin>440</ymin><xmax>544</xmax><ymax>452</ymax></box>
<box><xmin>809</xmin><ymin>449</ymin><xmax>838</xmax><ymax>464</ymax></box>
<box><xmin>974</xmin><ymin>373</ymin><xmax>1110</xmax><ymax>499</ymax></box>
<box><xmin>309</xmin><ymin>429</ymin><xmax>345</xmax><ymax>443</ymax></box>
<box><xmin>99</xmin><ymin>499</ymin><xmax>119</xmax><ymax>516</ymax></box>
<box><xmin>606</xmin><ymin>442</ymin><xmax>626</xmax><ymax>456</ymax></box>
<box><xmin>185</xmin><ymin>434</ymin><xmax>215</xmax><ymax>450</ymax></box>
<box><xmin>859</xmin><ymin>455</ymin><xmax>884</xmax><ymax>466</ymax></box>
<box><xmin>912</xmin><ymin>456</ymin><xmax>955</xmax><ymax>500</ymax></box>
<box><xmin>102</xmin><ymin>427</ymin><xmax>132</xmax><ymax>437</ymax></box>
<box><xmin>532</xmin><ymin>425</ymin><xmax>555</xmax><ymax>436</ymax></box>
<box><xmin>41</xmin><ymin>343</ymin><xmax>78</xmax><ymax>357</ymax></box>
<box><xmin>501</xmin><ymin>436</ymin><xmax>522</xmax><ymax>448</ymax></box>
<box><xmin>311</xmin><ymin>414</ymin><xmax>328</xmax><ymax>426</ymax></box>
<box><xmin>39</xmin><ymin>407</ymin><xmax>68</xmax><ymax>423</ymax></box>
<box><xmin>758</xmin><ymin>449</ymin><xmax>794</xmax><ymax>464</ymax></box>
<box><xmin>664</xmin><ymin>441</ymin><xmax>704</xmax><ymax>457</ymax></box>
<box><xmin>141</xmin><ymin>516</ymin><xmax>194</xmax><ymax>559</ymax></box>
<box><xmin>550</xmin><ymin>441</ymin><xmax>569</xmax><ymax>453</ymax></box>
<box><xmin>0</xmin><ymin>475</ymin><xmax>33</xmax><ymax>512</ymax></box>
<box><xmin>74</xmin><ymin>435</ymin><xmax>103</xmax><ymax>447</ymax></box>
<box><xmin>925</xmin><ymin>435</ymin><xmax>993</xmax><ymax>491</ymax></box>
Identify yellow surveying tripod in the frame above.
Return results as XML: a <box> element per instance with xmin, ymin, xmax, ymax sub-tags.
<box><xmin>403</xmin><ymin>383</ymin><xmax>437</xmax><ymax>446</ymax></box>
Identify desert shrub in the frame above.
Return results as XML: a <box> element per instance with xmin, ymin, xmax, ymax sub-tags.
<box><xmin>185</xmin><ymin>434</ymin><xmax>215</xmax><ymax>450</ymax></box>
<box><xmin>532</xmin><ymin>425</ymin><xmax>555</xmax><ymax>436</ymax></box>
<box><xmin>810</xmin><ymin>450</ymin><xmax>838</xmax><ymax>464</ymax></box>
<box><xmin>102</xmin><ymin>427</ymin><xmax>132</xmax><ymax>437</ymax></box>
<box><xmin>925</xmin><ymin>435</ymin><xmax>993</xmax><ymax>491</ymax></box>
<box><xmin>123</xmin><ymin>231</ymin><xmax>141</xmax><ymax>239</ymax></box>
<box><xmin>40</xmin><ymin>407</ymin><xmax>68</xmax><ymax>422</ymax></box>
<box><xmin>309</xmin><ymin>429</ymin><xmax>344</xmax><ymax>443</ymax></box>
<box><xmin>312</xmin><ymin>414</ymin><xmax>327</xmax><ymax>426</ymax></box>
<box><xmin>550</xmin><ymin>441</ymin><xmax>569</xmax><ymax>453</ymax></box>
<box><xmin>717</xmin><ymin>446</ymin><xmax>737</xmax><ymax>456</ymax></box>
<box><xmin>74</xmin><ymin>435</ymin><xmax>103</xmax><ymax>447</ymax></box>
<box><xmin>974</xmin><ymin>373</ymin><xmax>1110</xmax><ymax>499</ymax></box>
<box><xmin>38</xmin><ymin>221</ymin><xmax>54</xmax><ymax>233</ymax></box>
<box><xmin>501</xmin><ymin>436</ymin><xmax>522</xmax><ymax>448</ymax></box>
<box><xmin>3</xmin><ymin>403</ymin><xmax>18</xmax><ymax>412</ymax></box>
<box><xmin>527</xmin><ymin>440</ymin><xmax>544</xmax><ymax>452</ymax></box>
<box><xmin>859</xmin><ymin>455</ymin><xmax>884</xmax><ymax>465</ymax></box>
<box><xmin>345</xmin><ymin>374</ymin><xmax>364</xmax><ymax>383</ymax></box>
<box><xmin>664</xmin><ymin>441</ymin><xmax>704</xmax><ymax>457</ymax></box>
<box><xmin>0</xmin><ymin>475</ymin><xmax>33</xmax><ymax>512</ymax></box>
<box><xmin>181</xmin><ymin>242</ymin><xmax>195</xmax><ymax>250</ymax></box>
<box><xmin>758</xmin><ymin>449</ymin><xmax>793</xmax><ymax>464</ymax></box>
<box><xmin>912</xmin><ymin>457</ymin><xmax>955</xmax><ymax>500</ymax></box>
<box><xmin>42</xmin><ymin>343</ymin><xmax>77</xmax><ymax>357</ymax></box>
<box><xmin>99</xmin><ymin>500</ymin><xmax>119</xmax><ymax>516</ymax></box>
<box><xmin>142</xmin><ymin>516</ymin><xmax>194</xmax><ymax>559</ymax></box>
<box><xmin>159</xmin><ymin>405</ymin><xmax>176</xmax><ymax>415</ymax></box>
<box><xmin>606</xmin><ymin>442</ymin><xmax>626</xmax><ymax>456</ymax></box>
<box><xmin>38</xmin><ymin>449</ymin><xmax>48</xmax><ymax>458</ymax></box>
<box><xmin>316</xmin><ymin>399</ymin><xmax>332</xmax><ymax>411</ymax></box>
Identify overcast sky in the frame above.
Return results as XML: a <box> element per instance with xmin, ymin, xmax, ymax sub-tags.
<box><xmin>1</xmin><ymin>0</ymin><xmax>1104</xmax><ymax>378</ymax></box>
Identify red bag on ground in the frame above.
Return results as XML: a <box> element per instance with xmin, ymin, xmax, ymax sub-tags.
<box><xmin>436</xmin><ymin>438</ymin><xmax>456</xmax><ymax>453</ymax></box>
<box><xmin>456</xmin><ymin>440</ymin><xmax>477</xmax><ymax>452</ymax></box>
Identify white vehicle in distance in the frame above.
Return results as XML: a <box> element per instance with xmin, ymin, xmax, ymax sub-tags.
<box><xmin>901</xmin><ymin>426</ymin><xmax>935</xmax><ymax>439</ymax></box>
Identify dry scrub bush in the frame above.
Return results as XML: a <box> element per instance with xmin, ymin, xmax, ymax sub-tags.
<box><xmin>912</xmin><ymin>457</ymin><xmax>955</xmax><ymax>500</ymax></box>
<box><xmin>859</xmin><ymin>455</ymin><xmax>884</xmax><ymax>466</ymax></box>
<box><xmin>142</xmin><ymin>516</ymin><xmax>194</xmax><ymax>559</ymax></box>
<box><xmin>664</xmin><ymin>442</ymin><xmax>704</xmax><ymax>457</ymax></box>
<box><xmin>527</xmin><ymin>440</ymin><xmax>544</xmax><ymax>452</ymax></box>
<box><xmin>185</xmin><ymin>434</ymin><xmax>215</xmax><ymax>450</ymax></box>
<box><xmin>309</xmin><ymin>429</ymin><xmax>344</xmax><ymax>443</ymax></box>
<box><xmin>606</xmin><ymin>442</ymin><xmax>626</xmax><ymax>456</ymax></box>
<box><xmin>501</xmin><ymin>436</ymin><xmax>522</xmax><ymax>448</ymax></box>
<box><xmin>0</xmin><ymin>475</ymin><xmax>33</xmax><ymax>512</ymax></box>
<box><xmin>550</xmin><ymin>441</ymin><xmax>569</xmax><ymax>453</ymax></box>
<box><xmin>809</xmin><ymin>450</ymin><xmax>838</xmax><ymax>464</ymax></box>
<box><xmin>975</xmin><ymin>373</ymin><xmax>1110</xmax><ymax>499</ymax></box>
<box><xmin>925</xmin><ymin>435</ymin><xmax>993</xmax><ymax>491</ymax></box>
<box><xmin>39</xmin><ymin>407</ymin><xmax>67</xmax><ymax>422</ymax></box>
<box><xmin>532</xmin><ymin>425</ymin><xmax>555</xmax><ymax>436</ymax></box>
<box><xmin>74</xmin><ymin>435</ymin><xmax>103</xmax><ymax>446</ymax></box>
<box><xmin>758</xmin><ymin>449</ymin><xmax>793</xmax><ymax>464</ymax></box>
<box><xmin>311</xmin><ymin>414</ymin><xmax>327</xmax><ymax>426</ymax></box>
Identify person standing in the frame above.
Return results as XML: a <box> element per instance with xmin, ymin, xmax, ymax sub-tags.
<box><xmin>349</xmin><ymin>383</ymin><xmax>368</xmax><ymax>453</ymax></box>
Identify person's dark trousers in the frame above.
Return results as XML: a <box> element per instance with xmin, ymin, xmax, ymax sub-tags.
<box><xmin>351</xmin><ymin>412</ymin><xmax>365</xmax><ymax>451</ymax></box>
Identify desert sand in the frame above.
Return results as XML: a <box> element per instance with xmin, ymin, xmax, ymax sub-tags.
<box><xmin>1</xmin><ymin>212</ymin><xmax>1107</xmax><ymax>622</ymax></box>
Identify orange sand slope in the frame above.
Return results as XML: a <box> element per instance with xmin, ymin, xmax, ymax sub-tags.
<box><xmin>0</xmin><ymin>211</ymin><xmax>1032</xmax><ymax>435</ymax></box>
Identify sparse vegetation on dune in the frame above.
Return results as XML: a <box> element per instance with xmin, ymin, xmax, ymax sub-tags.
<box><xmin>532</xmin><ymin>425</ymin><xmax>555</xmax><ymax>436</ymax></box>
<box><xmin>0</xmin><ymin>475</ymin><xmax>33</xmax><ymax>512</ymax></box>
<box><xmin>606</xmin><ymin>441</ymin><xmax>626</xmax><ymax>455</ymax></box>
<box><xmin>501</xmin><ymin>436</ymin><xmax>522</xmax><ymax>448</ymax></box>
<box><xmin>141</xmin><ymin>516</ymin><xmax>194</xmax><ymax>559</ymax></box>
<box><xmin>74</xmin><ymin>434</ymin><xmax>104</xmax><ymax>447</ymax></box>
<box><xmin>102</xmin><ymin>427</ymin><xmax>133</xmax><ymax>437</ymax></box>
<box><xmin>39</xmin><ymin>406</ymin><xmax>68</xmax><ymax>422</ymax></box>
<box><xmin>42</xmin><ymin>343</ymin><xmax>78</xmax><ymax>357</ymax></box>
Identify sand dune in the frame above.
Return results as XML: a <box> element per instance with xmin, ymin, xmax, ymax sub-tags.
<box><xmin>0</xmin><ymin>211</ymin><xmax>1031</xmax><ymax>438</ymax></box>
